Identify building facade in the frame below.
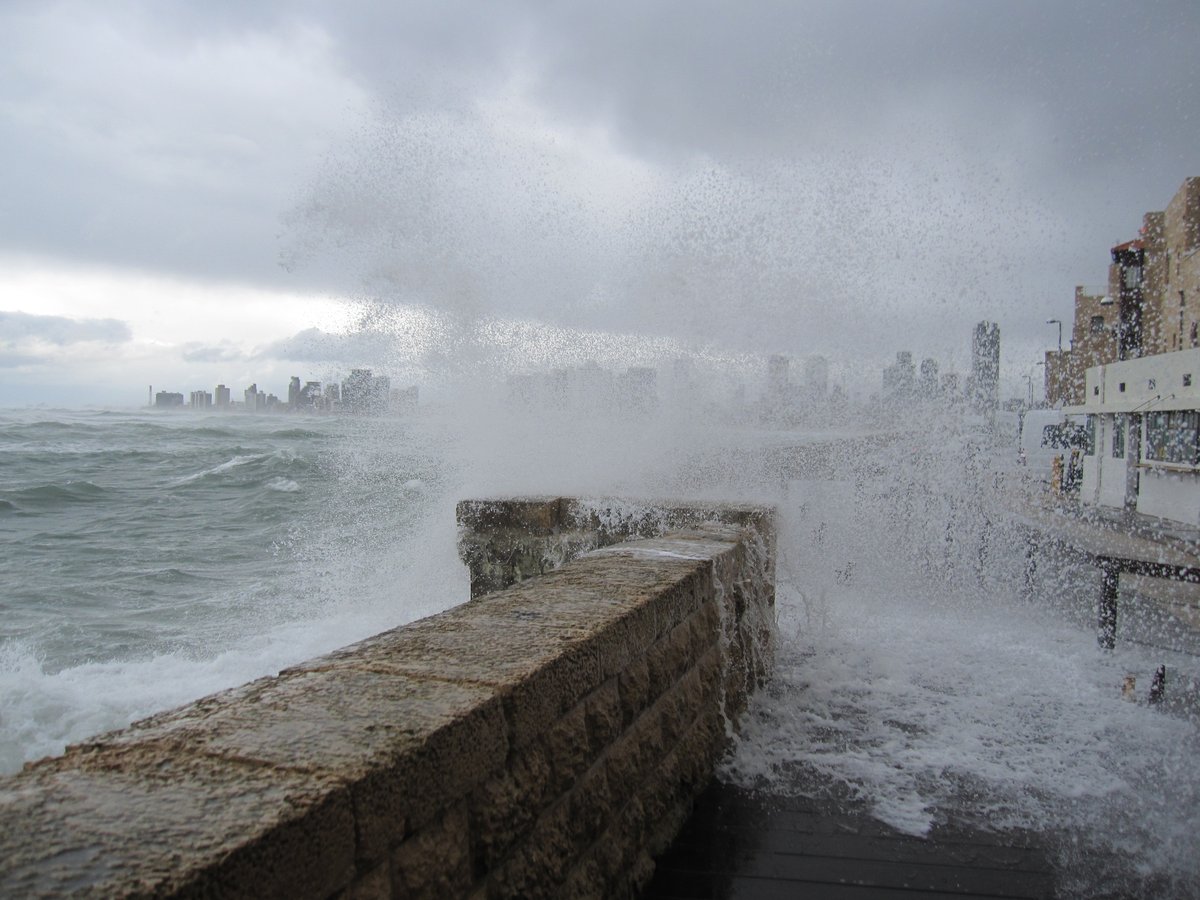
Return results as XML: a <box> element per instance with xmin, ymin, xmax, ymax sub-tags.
<box><xmin>1073</xmin><ymin>348</ymin><xmax>1200</xmax><ymax>525</ymax></box>
<box><xmin>1052</xmin><ymin>177</ymin><xmax>1200</xmax><ymax>405</ymax></box>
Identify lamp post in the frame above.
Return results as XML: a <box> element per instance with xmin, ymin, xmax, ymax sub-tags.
<box><xmin>1046</xmin><ymin>318</ymin><xmax>1063</xmax><ymax>352</ymax></box>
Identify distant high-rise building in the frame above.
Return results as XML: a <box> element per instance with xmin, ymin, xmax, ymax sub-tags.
<box><xmin>214</xmin><ymin>384</ymin><xmax>231</xmax><ymax>409</ymax></box>
<box><xmin>189</xmin><ymin>390</ymin><xmax>213</xmax><ymax>409</ymax></box>
<box><xmin>618</xmin><ymin>366</ymin><xmax>658</xmax><ymax>414</ymax></box>
<box><xmin>804</xmin><ymin>356</ymin><xmax>829</xmax><ymax>399</ymax></box>
<box><xmin>244</xmin><ymin>383</ymin><xmax>259</xmax><ymax>412</ymax></box>
<box><xmin>154</xmin><ymin>391</ymin><xmax>184</xmax><ymax>408</ymax></box>
<box><xmin>299</xmin><ymin>381</ymin><xmax>323</xmax><ymax>410</ymax></box>
<box><xmin>288</xmin><ymin>376</ymin><xmax>301</xmax><ymax>410</ymax></box>
<box><xmin>342</xmin><ymin>369</ymin><xmax>390</xmax><ymax>414</ymax></box>
<box><xmin>767</xmin><ymin>355</ymin><xmax>789</xmax><ymax>399</ymax></box>
<box><xmin>971</xmin><ymin>322</ymin><xmax>1000</xmax><ymax>414</ymax></box>
<box><xmin>919</xmin><ymin>358</ymin><xmax>939</xmax><ymax>397</ymax></box>
<box><xmin>882</xmin><ymin>351</ymin><xmax>916</xmax><ymax>402</ymax></box>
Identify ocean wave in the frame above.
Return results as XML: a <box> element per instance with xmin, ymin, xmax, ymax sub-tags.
<box><xmin>1</xmin><ymin>481</ymin><xmax>107</xmax><ymax>509</ymax></box>
<box><xmin>125</xmin><ymin>567</ymin><xmax>218</xmax><ymax>585</ymax></box>
<box><xmin>183</xmin><ymin>426</ymin><xmax>237</xmax><ymax>439</ymax></box>
<box><xmin>266</xmin><ymin>478</ymin><xmax>300</xmax><ymax>493</ymax></box>
<box><xmin>170</xmin><ymin>454</ymin><xmax>266</xmax><ymax>486</ymax></box>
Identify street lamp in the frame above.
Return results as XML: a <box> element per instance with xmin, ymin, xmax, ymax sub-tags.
<box><xmin>1046</xmin><ymin>318</ymin><xmax>1063</xmax><ymax>352</ymax></box>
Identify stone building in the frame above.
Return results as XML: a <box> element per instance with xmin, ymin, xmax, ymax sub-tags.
<box><xmin>1146</xmin><ymin>176</ymin><xmax>1200</xmax><ymax>354</ymax></box>
<box><xmin>1047</xmin><ymin>177</ymin><xmax>1200</xmax><ymax>406</ymax></box>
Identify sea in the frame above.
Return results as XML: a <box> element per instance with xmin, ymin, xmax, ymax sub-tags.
<box><xmin>3</xmin><ymin>403</ymin><xmax>1199</xmax><ymax>894</ymax></box>
<box><xmin>0</xmin><ymin>407</ymin><xmax>465</xmax><ymax>774</ymax></box>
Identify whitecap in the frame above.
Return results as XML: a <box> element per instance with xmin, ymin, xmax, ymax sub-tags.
<box><xmin>170</xmin><ymin>454</ymin><xmax>264</xmax><ymax>486</ymax></box>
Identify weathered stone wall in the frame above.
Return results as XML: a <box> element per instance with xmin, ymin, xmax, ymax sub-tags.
<box><xmin>456</xmin><ymin>495</ymin><xmax>776</xmax><ymax>599</ymax></box>
<box><xmin>0</xmin><ymin>501</ymin><xmax>775</xmax><ymax>899</ymax></box>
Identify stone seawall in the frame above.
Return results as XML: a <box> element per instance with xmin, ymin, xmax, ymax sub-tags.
<box><xmin>0</xmin><ymin>499</ymin><xmax>775</xmax><ymax>899</ymax></box>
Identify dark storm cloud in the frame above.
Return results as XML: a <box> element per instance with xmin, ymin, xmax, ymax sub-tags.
<box><xmin>1</xmin><ymin>0</ymin><xmax>1196</xmax><ymax>366</ymax></box>
<box><xmin>258</xmin><ymin>326</ymin><xmax>396</xmax><ymax>364</ymax></box>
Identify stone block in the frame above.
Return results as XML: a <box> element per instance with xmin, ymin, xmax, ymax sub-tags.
<box><xmin>469</xmin><ymin>741</ymin><xmax>553</xmax><ymax>871</ymax></box>
<box><xmin>334</xmin><ymin>862</ymin><xmax>390</xmax><ymax>900</ymax></box>
<box><xmin>602</xmin><ymin>737</ymin><xmax>641</xmax><ymax>812</ymax></box>
<box><xmin>645</xmin><ymin>616</ymin><xmax>699</xmax><ymax>696</ymax></box>
<box><xmin>390</xmin><ymin>803</ymin><xmax>472</xmax><ymax>899</ymax></box>
<box><xmin>583</xmin><ymin>680</ymin><xmax>622</xmax><ymax>752</ymax></box>
<box><xmin>614</xmin><ymin>794</ymin><xmax>647</xmax><ymax>851</ymax></box>
<box><xmin>74</xmin><ymin>666</ymin><xmax>507</xmax><ymax>865</ymax></box>
<box><xmin>566</xmin><ymin>761</ymin><xmax>613</xmax><ymax>849</ymax></box>
<box><xmin>559</xmin><ymin>855</ymin><xmax>606</xmax><ymax>900</ymax></box>
<box><xmin>456</xmin><ymin>497</ymin><xmax>567</xmax><ymax>533</ymax></box>
<box><xmin>0</xmin><ymin>747</ymin><xmax>355</xmax><ymax>899</ymax></box>
<box><xmin>617</xmin><ymin>658</ymin><xmax>652</xmax><ymax>728</ymax></box>
<box><xmin>546</xmin><ymin>701</ymin><xmax>592</xmax><ymax>796</ymax></box>
<box><xmin>488</xmin><ymin>800</ymin><xmax>574</xmax><ymax>899</ymax></box>
<box><xmin>654</xmin><ymin>665</ymin><xmax>703</xmax><ymax>749</ymax></box>
<box><xmin>288</xmin><ymin>604</ymin><xmax>603</xmax><ymax>751</ymax></box>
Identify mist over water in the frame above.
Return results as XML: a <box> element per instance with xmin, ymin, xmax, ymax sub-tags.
<box><xmin>280</xmin><ymin>98</ymin><xmax>1200</xmax><ymax>894</ymax></box>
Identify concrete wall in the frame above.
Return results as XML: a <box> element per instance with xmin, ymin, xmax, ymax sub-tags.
<box><xmin>1138</xmin><ymin>468</ymin><xmax>1200</xmax><ymax>525</ymax></box>
<box><xmin>0</xmin><ymin>499</ymin><xmax>775</xmax><ymax>899</ymax></box>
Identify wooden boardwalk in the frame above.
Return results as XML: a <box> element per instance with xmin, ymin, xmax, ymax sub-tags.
<box><xmin>643</xmin><ymin>780</ymin><xmax>1057</xmax><ymax>900</ymax></box>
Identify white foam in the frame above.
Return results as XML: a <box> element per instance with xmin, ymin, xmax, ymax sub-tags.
<box><xmin>721</xmin><ymin>456</ymin><xmax>1200</xmax><ymax>894</ymax></box>
<box><xmin>170</xmin><ymin>454</ymin><xmax>264</xmax><ymax>486</ymax></box>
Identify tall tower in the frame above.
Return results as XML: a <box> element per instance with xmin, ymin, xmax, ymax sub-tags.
<box><xmin>971</xmin><ymin>321</ymin><xmax>1000</xmax><ymax>414</ymax></box>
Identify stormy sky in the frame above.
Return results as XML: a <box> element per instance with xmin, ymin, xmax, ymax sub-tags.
<box><xmin>1</xmin><ymin>0</ymin><xmax>1196</xmax><ymax>405</ymax></box>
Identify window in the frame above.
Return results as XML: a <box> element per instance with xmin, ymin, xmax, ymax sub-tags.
<box><xmin>1112</xmin><ymin>416</ymin><xmax>1124</xmax><ymax>458</ymax></box>
<box><xmin>1145</xmin><ymin>411</ymin><xmax>1200</xmax><ymax>465</ymax></box>
<box><xmin>1191</xmin><ymin>322</ymin><xmax>1198</xmax><ymax>348</ymax></box>
<box><xmin>1084</xmin><ymin>415</ymin><xmax>1096</xmax><ymax>456</ymax></box>
<box><xmin>1042</xmin><ymin>423</ymin><xmax>1088</xmax><ymax>451</ymax></box>
<box><xmin>1118</xmin><ymin>382</ymin><xmax>1126</xmax><ymax>392</ymax></box>
<box><xmin>1090</xmin><ymin>315</ymin><xmax>1105</xmax><ymax>334</ymax></box>
<box><xmin>1123</xmin><ymin>265</ymin><xmax>1142</xmax><ymax>289</ymax></box>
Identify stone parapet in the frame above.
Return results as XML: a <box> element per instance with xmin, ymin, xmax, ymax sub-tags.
<box><xmin>456</xmin><ymin>495</ymin><xmax>775</xmax><ymax>598</ymax></box>
<box><xmin>0</xmin><ymin>500</ymin><xmax>775</xmax><ymax>899</ymax></box>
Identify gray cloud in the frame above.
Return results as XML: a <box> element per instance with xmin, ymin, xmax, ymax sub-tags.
<box><xmin>180</xmin><ymin>342</ymin><xmax>247</xmax><ymax>364</ymax></box>
<box><xmin>0</xmin><ymin>310</ymin><xmax>131</xmax><ymax>345</ymax></box>
<box><xmin>258</xmin><ymin>326</ymin><xmax>397</xmax><ymax>365</ymax></box>
<box><xmin>1</xmin><ymin>0</ymin><xmax>1197</xmax><ymax>377</ymax></box>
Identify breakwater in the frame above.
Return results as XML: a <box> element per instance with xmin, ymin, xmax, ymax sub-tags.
<box><xmin>0</xmin><ymin>497</ymin><xmax>775</xmax><ymax>898</ymax></box>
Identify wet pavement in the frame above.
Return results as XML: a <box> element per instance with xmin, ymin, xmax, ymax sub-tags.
<box><xmin>643</xmin><ymin>779</ymin><xmax>1057</xmax><ymax>899</ymax></box>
